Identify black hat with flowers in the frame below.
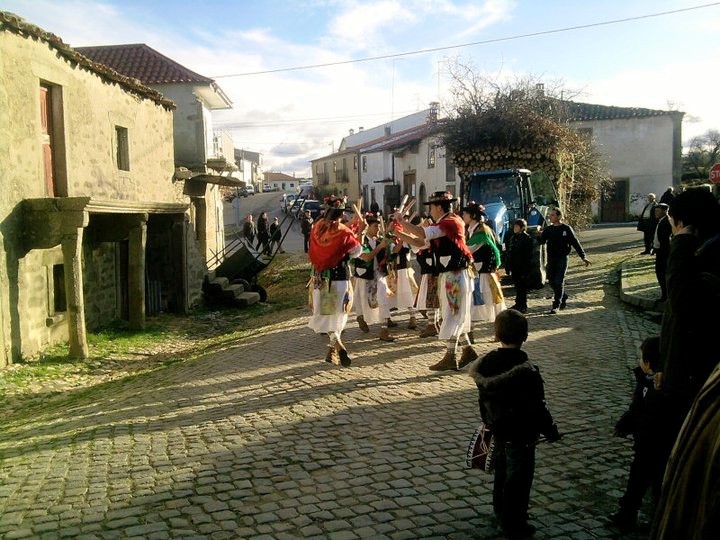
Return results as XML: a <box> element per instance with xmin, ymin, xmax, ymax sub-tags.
<box><xmin>423</xmin><ymin>191</ymin><xmax>457</xmax><ymax>205</ymax></box>
<box><xmin>322</xmin><ymin>195</ymin><xmax>347</xmax><ymax>210</ymax></box>
<box><xmin>363</xmin><ymin>212</ymin><xmax>380</xmax><ymax>224</ymax></box>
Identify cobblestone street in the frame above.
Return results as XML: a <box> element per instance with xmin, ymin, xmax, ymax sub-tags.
<box><xmin>0</xmin><ymin>233</ymin><xmax>662</xmax><ymax>539</ymax></box>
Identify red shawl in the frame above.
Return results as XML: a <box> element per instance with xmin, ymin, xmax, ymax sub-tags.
<box><xmin>434</xmin><ymin>214</ymin><xmax>474</xmax><ymax>260</ymax></box>
<box><xmin>309</xmin><ymin>219</ymin><xmax>360</xmax><ymax>271</ymax></box>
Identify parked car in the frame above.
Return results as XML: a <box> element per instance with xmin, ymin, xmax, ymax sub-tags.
<box><xmin>281</xmin><ymin>193</ymin><xmax>298</xmax><ymax>214</ymax></box>
<box><xmin>244</xmin><ymin>184</ymin><xmax>255</xmax><ymax>195</ymax></box>
<box><xmin>298</xmin><ymin>199</ymin><xmax>322</xmax><ymax>220</ymax></box>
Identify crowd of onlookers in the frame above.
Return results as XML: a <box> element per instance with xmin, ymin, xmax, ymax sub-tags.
<box><xmin>616</xmin><ymin>186</ymin><xmax>720</xmax><ymax>539</ymax></box>
<box><xmin>241</xmin><ymin>211</ymin><xmax>283</xmax><ymax>254</ymax></box>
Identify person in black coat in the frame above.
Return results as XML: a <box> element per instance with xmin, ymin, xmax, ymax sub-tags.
<box><xmin>506</xmin><ymin>219</ymin><xmax>534</xmax><ymax>313</ymax></box>
<box><xmin>256</xmin><ymin>211</ymin><xmax>270</xmax><ymax>253</ymax></box>
<box><xmin>469</xmin><ymin>309</ymin><xmax>561</xmax><ymax>538</ymax></box>
<box><xmin>659</xmin><ymin>187</ymin><xmax>675</xmax><ymax>205</ymax></box>
<box><xmin>638</xmin><ymin>193</ymin><xmax>658</xmax><ymax>254</ymax></box>
<box><xmin>611</xmin><ymin>337</ymin><xmax>670</xmax><ymax>529</ymax></box>
<box><xmin>652</xmin><ymin>204</ymin><xmax>672</xmax><ymax>301</ymax></box>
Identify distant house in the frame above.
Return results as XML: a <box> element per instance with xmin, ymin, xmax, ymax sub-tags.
<box><xmin>565</xmin><ymin>102</ymin><xmax>684</xmax><ymax>221</ymax></box>
<box><xmin>76</xmin><ymin>43</ymin><xmax>239</xmax><ymax>261</ymax></box>
<box><xmin>264</xmin><ymin>172</ymin><xmax>299</xmax><ymax>192</ymax></box>
<box><xmin>0</xmin><ymin>12</ymin><xmax>210</xmax><ymax>367</ymax></box>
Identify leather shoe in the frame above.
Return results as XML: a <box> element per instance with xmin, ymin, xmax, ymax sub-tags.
<box><xmin>456</xmin><ymin>345</ymin><xmax>478</xmax><ymax>370</ymax></box>
<box><xmin>429</xmin><ymin>351</ymin><xmax>456</xmax><ymax>371</ymax></box>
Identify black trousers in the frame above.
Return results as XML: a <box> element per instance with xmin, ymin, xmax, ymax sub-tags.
<box><xmin>619</xmin><ymin>445</ymin><xmax>664</xmax><ymax>514</ymax></box>
<box><xmin>513</xmin><ymin>275</ymin><xmax>528</xmax><ymax>309</ymax></box>
<box><xmin>546</xmin><ymin>256</ymin><xmax>568</xmax><ymax>307</ymax></box>
<box><xmin>303</xmin><ymin>234</ymin><xmax>310</xmax><ymax>253</ymax></box>
<box><xmin>493</xmin><ymin>439</ymin><xmax>536</xmax><ymax>528</ymax></box>
<box><xmin>654</xmin><ymin>251</ymin><xmax>668</xmax><ymax>299</ymax></box>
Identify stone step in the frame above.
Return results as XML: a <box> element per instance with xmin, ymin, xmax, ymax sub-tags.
<box><xmin>235</xmin><ymin>291</ymin><xmax>261</xmax><ymax>307</ymax></box>
<box><xmin>221</xmin><ymin>283</ymin><xmax>246</xmax><ymax>300</ymax></box>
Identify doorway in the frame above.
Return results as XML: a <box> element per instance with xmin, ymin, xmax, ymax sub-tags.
<box><xmin>601</xmin><ymin>179</ymin><xmax>628</xmax><ymax>222</ymax></box>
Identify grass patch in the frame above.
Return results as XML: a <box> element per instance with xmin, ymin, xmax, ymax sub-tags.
<box><xmin>0</xmin><ymin>251</ymin><xmax>313</xmax><ymax>415</ymax></box>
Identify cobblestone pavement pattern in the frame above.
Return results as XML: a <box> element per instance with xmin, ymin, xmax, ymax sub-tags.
<box><xmin>0</xmin><ymin>230</ymin><xmax>661</xmax><ymax>539</ymax></box>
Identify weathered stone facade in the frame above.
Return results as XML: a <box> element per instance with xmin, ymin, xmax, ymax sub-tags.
<box><xmin>0</xmin><ymin>12</ymin><xmax>209</xmax><ymax>367</ymax></box>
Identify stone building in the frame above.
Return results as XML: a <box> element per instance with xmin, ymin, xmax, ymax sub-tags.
<box><xmin>0</xmin><ymin>12</ymin><xmax>208</xmax><ymax>367</ymax></box>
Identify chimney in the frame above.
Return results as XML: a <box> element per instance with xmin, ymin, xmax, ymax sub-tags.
<box><xmin>535</xmin><ymin>83</ymin><xmax>545</xmax><ymax>96</ymax></box>
<box><xmin>358</xmin><ymin>126</ymin><xmax>364</xmax><ymax>132</ymax></box>
<box><xmin>384</xmin><ymin>125</ymin><xmax>391</xmax><ymax>137</ymax></box>
<box><xmin>428</xmin><ymin>102</ymin><xmax>439</xmax><ymax>124</ymax></box>
<box><xmin>349</xmin><ymin>128</ymin><xmax>355</xmax><ymax>135</ymax></box>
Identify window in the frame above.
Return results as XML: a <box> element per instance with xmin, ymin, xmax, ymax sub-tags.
<box><xmin>333</xmin><ymin>160</ymin><xmax>337</xmax><ymax>172</ymax></box>
<box><xmin>428</xmin><ymin>143</ymin><xmax>436</xmax><ymax>168</ymax></box>
<box><xmin>115</xmin><ymin>126</ymin><xmax>130</xmax><ymax>171</ymax></box>
<box><xmin>353</xmin><ymin>156</ymin><xmax>358</xmax><ymax>170</ymax></box>
<box><xmin>52</xmin><ymin>264</ymin><xmax>67</xmax><ymax>313</ymax></box>
<box><xmin>362</xmin><ymin>156</ymin><xmax>367</xmax><ymax>172</ymax></box>
<box><xmin>39</xmin><ymin>82</ymin><xmax>67</xmax><ymax>196</ymax></box>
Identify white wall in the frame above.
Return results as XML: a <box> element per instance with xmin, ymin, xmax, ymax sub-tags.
<box><xmin>575</xmin><ymin>116</ymin><xmax>676</xmax><ymax>215</ymax></box>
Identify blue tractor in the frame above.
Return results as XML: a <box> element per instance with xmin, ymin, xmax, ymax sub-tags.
<box><xmin>462</xmin><ymin>168</ymin><xmax>557</xmax><ymax>289</ymax></box>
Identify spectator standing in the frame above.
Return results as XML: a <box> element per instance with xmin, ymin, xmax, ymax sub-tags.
<box><xmin>659</xmin><ymin>186</ymin><xmax>675</xmax><ymax>205</ymax></box>
<box><xmin>611</xmin><ymin>337</ymin><xmax>668</xmax><ymax>530</ymax></box>
<box><xmin>638</xmin><ymin>193</ymin><xmax>658</xmax><ymax>254</ymax></box>
<box><xmin>269</xmin><ymin>216</ymin><xmax>283</xmax><ymax>253</ymax></box>
<box><xmin>469</xmin><ymin>309</ymin><xmax>561</xmax><ymax>538</ymax></box>
<box><xmin>256</xmin><ymin>211</ymin><xmax>270</xmax><ymax>253</ymax></box>
<box><xmin>655</xmin><ymin>187</ymin><xmax>720</xmax><ymax>419</ymax></box>
<box><xmin>652</xmin><ymin>203</ymin><xmax>672</xmax><ymax>302</ymax></box>
<box><xmin>242</xmin><ymin>214</ymin><xmax>256</xmax><ymax>246</ymax></box>
<box><xmin>537</xmin><ymin>207</ymin><xmax>591</xmax><ymax>314</ymax></box>
<box><xmin>300</xmin><ymin>210</ymin><xmax>314</xmax><ymax>253</ymax></box>
<box><xmin>506</xmin><ymin>218</ymin><xmax>534</xmax><ymax>313</ymax></box>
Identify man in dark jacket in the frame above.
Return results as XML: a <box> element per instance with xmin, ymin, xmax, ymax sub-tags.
<box><xmin>638</xmin><ymin>193</ymin><xmax>658</xmax><ymax>254</ymax></box>
<box><xmin>242</xmin><ymin>214</ymin><xmax>256</xmax><ymax>245</ymax></box>
<box><xmin>300</xmin><ymin>210</ymin><xmax>314</xmax><ymax>253</ymax></box>
<box><xmin>538</xmin><ymin>207</ymin><xmax>591</xmax><ymax>314</ymax></box>
<box><xmin>652</xmin><ymin>203</ymin><xmax>672</xmax><ymax>301</ymax></box>
<box><xmin>469</xmin><ymin>309</ymin><xmax>561</xmax><ymax>538</ymax></box>
<box><xmin>506</xmin><ymin>219</ymin><xmax>534</xmax><ymax>313</ymax></box>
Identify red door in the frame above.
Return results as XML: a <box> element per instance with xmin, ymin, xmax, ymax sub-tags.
<box><xmin>601</xmin><ymin>179</ymin><xmax>628</xmax><ymax>222</ymax></box>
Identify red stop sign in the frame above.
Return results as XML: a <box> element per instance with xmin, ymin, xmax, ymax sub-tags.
<box><xmin>711</xmin><ymin>163</ymin><xmax>720</xmax><ymax>184</ymax></box>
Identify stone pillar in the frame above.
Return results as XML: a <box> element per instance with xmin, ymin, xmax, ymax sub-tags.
<box><xmin>61</xmin><ymin>228</ymin><xmax>89</xmax><ymax>359</ymax></box>
<box><xmin>128</xmin><ymin>215</ymin><xmax>148</xmax><ymax>330</ymax></box>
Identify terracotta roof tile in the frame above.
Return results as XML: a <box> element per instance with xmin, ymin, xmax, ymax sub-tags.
<box><xmin>75</xmin><ymin>43</ymin><xmax>213</xmax><ymax>85</ymax></box>
<box><xmin>562</xmin><ymin>100</ymin><xmax>682</xmax><ymax>121</ymax></box>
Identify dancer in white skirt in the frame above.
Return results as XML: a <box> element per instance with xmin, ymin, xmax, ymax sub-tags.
<box><xmin>385</xmin><ymin>222</ymin><xmax>420</xmax><ymax>330</ymax></box>
<box><xmin>462</xmin><ymin>202</ymin><xmax>507</xmax><ymax>337</ymax></box>
<box><xmin>352</xmin><ymin>213</ymin><xmax>395</xmax><ymax>342</ymax></box>
<box><xmin>308</xmin><ymin>197</ymin><xmax>378</xmax><ymax>366</ymax></box>
<box><xmin>393</xmin><ymin>191</ymin><xmax>477</xmax><ymax>371</ymax></box>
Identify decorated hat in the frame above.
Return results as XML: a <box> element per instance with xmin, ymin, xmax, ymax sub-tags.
<box><xmin>322</xmin><ymin>195</ymin><xmax>347</xmax><ymax>210</ymax></box>
<box><xmin>363</xmin><ymin>212</ymin><xmax>380</xmax><ymax>224</ymax></box>
<box><xmin>657</xmin><ymin>203</ymin><xmax>669</xmax><ymax>210</ymax></box>
<box><xmin>462</xmin><ymin>201</ymin><xmax>485</xmax><ymax>214</ymax></box>
<box><xmin>423</xmin><ymin>191</ymin><xmax>457</xmax><ymax>205</ymax></box>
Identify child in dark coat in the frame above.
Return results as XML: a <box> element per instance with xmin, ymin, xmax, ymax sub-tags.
<box><xmin>611</xmin><ymin>336</ymin><xmax>669</xmax><ymax>530</ymax></box>
<box><xmin>469</xmin><ymin>309</ymin><xmax>561</xmax><ymax>538</ymax></box>
<box><xmin>506</xmin><ymin>219</ymin><xmax>534</xmax><ymax>313</ymax></box>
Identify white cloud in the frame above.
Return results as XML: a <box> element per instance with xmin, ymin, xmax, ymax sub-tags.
<box><xmin>325</xmin><ymin>0</ymin><xmax>416</xmax><ymax>52</ymax></box>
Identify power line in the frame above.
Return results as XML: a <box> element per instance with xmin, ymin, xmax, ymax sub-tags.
<box><xmin>212</xmin><ymin>3</ymin><xmax>720</xmax><ymax>78</ymax></box>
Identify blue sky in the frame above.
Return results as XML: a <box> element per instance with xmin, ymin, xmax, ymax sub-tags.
<box><xmin>2</xmin><ymin>0</ymin><xmax>719</xmax><ymax>175</ymax></box>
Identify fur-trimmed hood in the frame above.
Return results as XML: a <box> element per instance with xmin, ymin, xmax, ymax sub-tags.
<box><xmin>469</xmin><ymin>348</ymin><xmax>537</xmax><ymax>395</ymax></box>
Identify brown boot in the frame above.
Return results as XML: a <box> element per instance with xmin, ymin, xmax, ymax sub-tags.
<box><xmin>457</xmin><ymin>345</ymin><xmax>478</xmax><ymax>370</ymax></box>
<box><xmin>429</xmin><ymin>350</ymin><xmax>456</xmax><ymax>371</ymax></box>
<box><xmin>336</xmin><ymin>342</ymin><xmax>351</xmax><ymax>367</ymax></box>
<box><xmin>386</xmin><ymin>318</ymin><xmax>398</xmax><ymax>328</ymax></box>
<box><xmin>408</xmin><ymin>316</ymin><xmax>417</xmax><ymax>330</ymax></box>
<box><xmin>468</xmin><ymin>331</ymin><xmax>475</xmax><ymax>345</ymax></box>
<box><xmin>379</xmin><ymin>327</ymin><xmax>396</xmax><ymax>342</ymax></box>
<box><xmin>419</xmin><ymin>323</ymin><xmax>439</xmax><ymax>338</ymax></box>
<box><xmin>325</xmin><ymin>345</ymin><xmax>340</xmax><ymax>365</ymax></box>
<box><xmin>357</xmin><ymin>315</ymin><xmax>370</xmax><ymax>333</ymax></box>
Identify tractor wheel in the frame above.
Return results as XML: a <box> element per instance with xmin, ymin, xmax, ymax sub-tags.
<box><xmin>251</xmin><ymin>284</ymin><xmax>267</xmax><ymax>302</ymax></box>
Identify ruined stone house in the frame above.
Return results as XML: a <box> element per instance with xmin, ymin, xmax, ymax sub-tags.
<box><xmin>0</xmin><ymin>12</ymin><xmax>210</xmax><ymax>367</ymax></box>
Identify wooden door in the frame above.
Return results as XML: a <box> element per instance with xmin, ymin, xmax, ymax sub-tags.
<box><xmin>39</xmin><ymin>86</ymin><xmax>56</xmax><ymax>196</ymax></box>
<box><xmin>403</xmin><ymin>171</ymin><xmax>416</xmax><ymax>199</ymax></box>
<box><xmin>601</xmin><ymin>179</ymin><xmax>628</xmax><ymax>222</ymax></box>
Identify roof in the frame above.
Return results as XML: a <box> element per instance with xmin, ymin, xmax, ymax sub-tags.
<box><xmin>353</xmin><ymin>122</ymin><xmax>443</xmax><ymax>154</ymax></box>
<box><xmin>265</xmin><ymin>172</ymin><xmax>296</xmax><ymax>182</ymax></box>
<box><xmin>75</xmin><ymin>44</ymin><xmax>213</xmax><ymax>85</ymax></box>
<box><xmin>562</xmin><ymin>100</ymin><xmax>683</xmax><ymax>121</ymax></box>
<box><xmin>0</xmin><ymin>11</ymin><xmax>174</xmax><ymax>110</ymax></box>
